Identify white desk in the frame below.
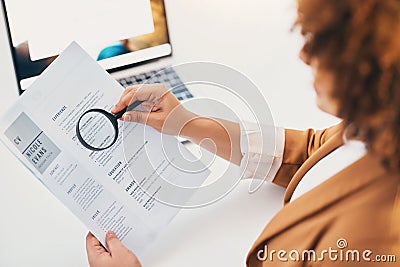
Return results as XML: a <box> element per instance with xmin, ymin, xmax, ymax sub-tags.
<box><xmin>0</xmin><ymin>0</ymin><xmax>340</xmax><ymax>266</ymax></box>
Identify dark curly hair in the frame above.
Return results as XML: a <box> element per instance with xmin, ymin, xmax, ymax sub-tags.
<box><xmin>294</xmin><ymin>0</ymin><xmax>400</xmax><ymax>170</ymax></box>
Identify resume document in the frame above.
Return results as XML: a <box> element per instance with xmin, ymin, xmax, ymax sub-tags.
<box><xmin>0</xmin><ymin>42</ymin><xmax>210</xmax><ymax>258</ymax></box>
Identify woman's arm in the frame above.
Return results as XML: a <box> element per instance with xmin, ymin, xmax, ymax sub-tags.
<box><xmin>111</xmin><ymin>84</ymin><xmax>242</xmax><ymax>165</ymax></box>
<box><xmin>179</xmin><ymin>116</ymin><xmax>242</xmax><ymax>165</ymax></box>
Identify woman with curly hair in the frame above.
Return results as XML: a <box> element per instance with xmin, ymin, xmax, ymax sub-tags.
<box><xmin>85</xmin><ymin>0</ymin><xmax>400</xmax><ymax>266</ymax></box>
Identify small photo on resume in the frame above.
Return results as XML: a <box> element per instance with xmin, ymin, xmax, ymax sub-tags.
<box><xmin>5</xmin><ymin>112</ymin><xmax>61</xmax><ymax>174</ymax></box>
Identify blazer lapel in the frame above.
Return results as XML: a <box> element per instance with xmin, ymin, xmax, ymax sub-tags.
<box><xmin>247</xmin><ymin>149</ymin><xmax>387</xmax><ymax>259</ymax></box>
<box><xmin>283</xmin><ymin>129</ymin><xmax>345</xmax><ymax>204</ymax></box>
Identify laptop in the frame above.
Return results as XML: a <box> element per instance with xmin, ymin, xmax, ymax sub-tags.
<box><xmin>1</xmin><ymin>0</ymin><xmax>194</xmax><ymax>102</ymax></box>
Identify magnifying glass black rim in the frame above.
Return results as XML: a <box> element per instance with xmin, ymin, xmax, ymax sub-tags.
<box><xmin>76</xmin><ymin>108</ymin><xmax>119</xmax><ymax>151</ymax></box>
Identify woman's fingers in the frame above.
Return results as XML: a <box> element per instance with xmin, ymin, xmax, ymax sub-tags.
<box><xmin>112</xmin><ymin>84</ymin><xmax>168</xmax><ymax>114</ymax></box>
<box><xmin>122</xmin><ymin>110</ymin><xmax>151</xmax><ymax>125</ymax></box>
<box><xmin>111</xmin><ymin>83</ymin><xmax>188</xmax><ymax>135</ymax></box>
<box><xmin>112</xmin><ymin>85</ymin><xmax>139</xmax><ymax>114</ymax></box>
<box><xmin>86</xmin><ymin>232</ymin><xmax>107</xmax><ymax>259</ymax></box>
<box><xmin>105</xmin><ymin>231</ymin><xmax>129</xmax><ymax>258</ymax></box>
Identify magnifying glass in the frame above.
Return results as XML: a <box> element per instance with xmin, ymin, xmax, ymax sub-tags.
<box><xmin>76</xmin><ymin>100</ymin><xmax>143</xmax><ymax>151</ymax></box>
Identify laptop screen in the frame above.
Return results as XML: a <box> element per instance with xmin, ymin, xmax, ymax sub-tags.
<box><xmin>2</xmin><ymin>0</ymin><xmax>171</xmax><ymax>93</ymax></box>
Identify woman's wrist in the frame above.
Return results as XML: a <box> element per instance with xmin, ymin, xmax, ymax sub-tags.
<box><xmin>178</xmin><ymin>115</ymin><xmax>207</xmax><ymax>141</ymax></box>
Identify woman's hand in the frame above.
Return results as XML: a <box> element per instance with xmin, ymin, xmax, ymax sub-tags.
<box><xmin>112</xmin><ymin>83</ymin><xmax>242</xmax><ymax>164</ymax></box>
<box><xmin>111</xmin><ymin>84</ymin><xmax>196</xmax><ymax>136</ymax></box>
<box><xmin>86</xmin><ymin>231</ymin><xmax>142</xmax><ymax>267</ymax></box>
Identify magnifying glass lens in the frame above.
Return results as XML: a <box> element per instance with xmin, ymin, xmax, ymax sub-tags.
<box><xmin>77</xmin><ymin>110</ymin><xmax>117</xmax><ymax>151</ymax></box>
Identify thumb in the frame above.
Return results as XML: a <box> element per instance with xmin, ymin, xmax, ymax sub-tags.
<box><xmin>123</xmin><ymin>110</ymin><xmax>152</xmax><ymax>125</ymax></box>
<box><xmin>105</xmin><ymin>231</ymin><xmax>128</xmax><ymax>257</ymax></box>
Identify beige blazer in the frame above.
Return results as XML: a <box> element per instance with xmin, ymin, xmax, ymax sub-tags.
<box><xmin>246</xmin><ymin>124</ymin><xmax>399</xmax><ymax>266</ymax></box>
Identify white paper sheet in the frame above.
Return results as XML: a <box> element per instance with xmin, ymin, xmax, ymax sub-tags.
<box><xmin>0</xmin><ymin>42</ymin><xmax>210</xmax><ymax>259</ymax></box>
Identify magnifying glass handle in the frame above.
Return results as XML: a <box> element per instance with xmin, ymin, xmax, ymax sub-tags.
<box><xmin>113</xmin><ymin>100</ymin><xmax>144</xmax><ymax>119</ymax></box>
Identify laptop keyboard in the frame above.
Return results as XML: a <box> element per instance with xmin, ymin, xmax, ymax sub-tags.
<box><xmin>117</xmin><ymin>67</ymin><xmax>193</xmax><ymax>101</ymax></box>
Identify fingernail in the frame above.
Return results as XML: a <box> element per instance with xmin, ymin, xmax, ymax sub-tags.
<box><xmin>123</xmin><ymin>114</ymin><xmax>131</xmax><ymax>121</ymax></box>
<box><xmin>107</xmin><ymin>230</ymin><xmax>116</xmax><ymax>238</ymax></box>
